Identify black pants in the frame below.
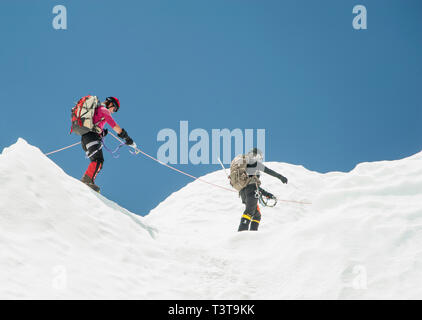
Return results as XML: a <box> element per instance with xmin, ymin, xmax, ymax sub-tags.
<box><xmin>81</xmin><ymin>132</ymin><xmax>104</xmax><ymax>163</ymax></box>
<box><xmin>81</xmin><ymin>132</ymin><xmax>104</xmax><ymax>181</ymax></box>
<box><xmin>238</xmin><ymin>183</ymin><xmax>262</xmax><ymax>231</ymax></box>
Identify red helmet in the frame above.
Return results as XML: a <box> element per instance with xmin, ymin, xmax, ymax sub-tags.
<box><xmin>106</xmin><ymin>97</ymin><xmax>120</xmax><ymax>112</ymax></box>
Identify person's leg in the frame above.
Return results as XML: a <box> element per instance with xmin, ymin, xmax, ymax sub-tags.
<box><xmin>238</xmin><ymin>214</ymin><xmax>252</xmax><ymax>231</ymax></box>
<box><xmin>238</xmin><ymin>184</ymin><xmax>259</xmax><ymax>232</ymax></box>
<box><xmin>250</xmin><ymin>205</ymin><xmax>262</xmax><ymax>231</ymax></box>
<box><xmin>81</xmin><ymin>132</ymin><xmax>104</xmax><ymax>191</ymax></box>
<box><xmin>85</xmin><ymin>160</ymin><xmax>103</xmax><ymax>181</ymax></box>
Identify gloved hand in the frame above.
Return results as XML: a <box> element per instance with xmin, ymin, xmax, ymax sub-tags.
<box><xmin>101</xmin><ymin>129</ymin><xmax>108</xmax><ymax>138</ymax></box>
<box><xmin>278</xmin><ymin>174</ymin><xmax>288</xmax><ymax>184</ymax></box>
<box><xmin>125</xmin><ymin>137</ymin><xmax>134</xmax><ymax>146</ymax></box>
<box><xmin>259</xmin><ymin>188</ymin><xmax>275</xmax><ymax>199</ymax></box>
<box><xmin>118</xmin><ymin>128</ymin><xmax>134</xmax><ymax>146</ymax></box>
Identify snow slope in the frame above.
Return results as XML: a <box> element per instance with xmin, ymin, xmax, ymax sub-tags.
<box><xmin>1</xmin><ymin>139</ymin><xmax>422</xmax><ymax>299</ymax></box>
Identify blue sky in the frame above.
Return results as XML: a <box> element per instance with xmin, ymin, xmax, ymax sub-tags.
<box><xmin>1</xmin><ymin>0</ymin><xmax>421</xmax><ymax>216</ymax></box>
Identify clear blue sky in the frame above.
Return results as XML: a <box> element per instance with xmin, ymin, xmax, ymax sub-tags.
<box><xmin>1</xmin><ymin>0</ymin><xmax>421</xmax><ymax>216</ymax></box>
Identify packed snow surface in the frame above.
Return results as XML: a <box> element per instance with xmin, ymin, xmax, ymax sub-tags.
<box><xmin>1</xmin><ymin>139</ymin><xmax>422</xmax><ymax>299</ymax></box>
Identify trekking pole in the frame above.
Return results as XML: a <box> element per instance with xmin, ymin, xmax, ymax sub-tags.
<box><xmin>217</xmin><ymin>157</ymin><xmax>229</xmax><ymax>178</ymax></box>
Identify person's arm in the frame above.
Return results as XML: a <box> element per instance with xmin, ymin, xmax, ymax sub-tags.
<box><xmin>101</xmin><ymin>107</ymin><xmax>136</xmax><ymax>147</ymax></box>
<box><xmin>263</xmin><ymin>165</ymin><xmax>288</xmax><ymax>184</ymax></box>
<box><xmin>259</xmin><ymin>187</ymin><xmax>275</xmax><ymax>199</ymax></box>
<box><xmin>112</xmin><ymin>124</ymin><xmax>122</xmax><ymax>135</ymax></box>
<box><xmin>114</xmin><ymin>125</ymin><xmax>135</xmax><ymax>146</ymax></box>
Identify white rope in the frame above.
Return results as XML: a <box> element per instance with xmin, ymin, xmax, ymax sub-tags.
<box><xmin>109</xmin><ymin>132</ymin><xmax>312</xmax><ymax>205</ymax></box>
<box><xmin>45</xmin><ymin>141</ymin><xmax>81</xmax><ymax>156</ymax></box>
<box><xmin>45</xmin><ymin>134</ymin><xmax>312</xmax><ymax>205</ymax></box>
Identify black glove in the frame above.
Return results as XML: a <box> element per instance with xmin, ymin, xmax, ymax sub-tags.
<box><xmin>101</xmin><ymin>129</ymin><xmax>108</xmax><ymax>138</ymax></box>
<box><xmin>278</xmin><ymin>174</ymin><xmax>288</xmax><ymax>184</ymax></box>
<box><xmin>118</xmin><ymin>128</ymin><xmax>133</xmax><ymax>145</ymax></box>
<box><xmin>259</xmin><ymin>188</ymin><xmax>275</xmax><ymax>199</ymax></box>
<box><xmin>125</xmin><ymin>137</ymin><xmax>134</xmax><ymax>146</ymax></box>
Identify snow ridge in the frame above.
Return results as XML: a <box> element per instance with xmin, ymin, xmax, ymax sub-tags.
<box><xmin>1</xmin><ymin>139</ymin><xmax>422</xmax><ymax>299</ymax></box>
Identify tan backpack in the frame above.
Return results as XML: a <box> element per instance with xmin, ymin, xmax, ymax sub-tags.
<box><xmin>230</xmin><ymin>154</ymin><xmax>258</xmax><ymax>191</ymax></box>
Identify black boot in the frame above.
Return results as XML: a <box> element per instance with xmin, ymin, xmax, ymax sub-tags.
<box><xmin>250</xmin><ymin>220</ymin><xmax>260</xmax><ymax>231</ymax></box>
<box><xmin>250</xmin><ymin>208</ymin><xmax>262</xmax><ymax>231</ymax></box>
<box><xmin>81</xmin><ymin>174</ymin><xmax>100</xmax><ymax>193</ymax></box>
<box><xmin>238</xmin><ymin>215</ymin><xmax>251</xmax><ymax>232</ymax></box>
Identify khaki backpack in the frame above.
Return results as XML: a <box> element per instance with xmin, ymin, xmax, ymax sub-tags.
<box><xmin>229</xmin><ymin>154</ymin><xmax>261</xmax><ymax>191</ymax></box>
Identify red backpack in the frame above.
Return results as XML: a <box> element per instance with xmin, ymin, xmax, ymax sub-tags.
<box><xmin>70</xmin><ymin>95</ymin><xmax>102</xmax><ymax>135</ymax></box>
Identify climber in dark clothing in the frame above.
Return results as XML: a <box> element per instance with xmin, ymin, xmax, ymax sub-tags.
<box><xmin>237</xmin><ymin>148</ymin><xmax>288</xmax><ymax>232</ymax></box>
